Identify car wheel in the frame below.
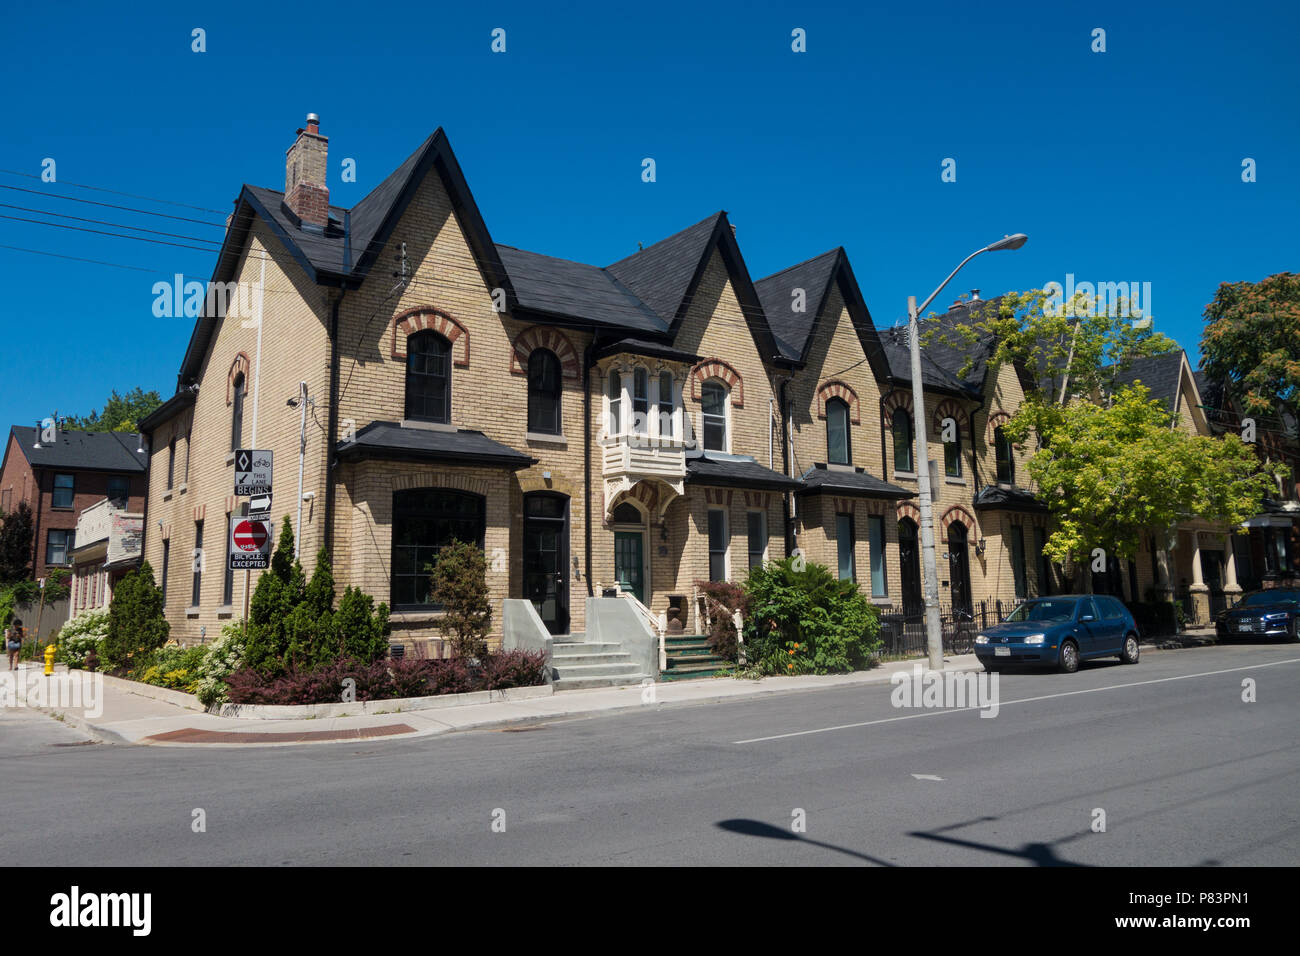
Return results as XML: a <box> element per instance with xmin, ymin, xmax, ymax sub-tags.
<box><xmin>1120</xmin><ymin>633</ymin><xmax>1140</xmax><ymax>664</ymax></box>
<box><xmin>1058</xmin><ymin>640</ymin><xmax>1079</xmax><ymax>673</ymax></box>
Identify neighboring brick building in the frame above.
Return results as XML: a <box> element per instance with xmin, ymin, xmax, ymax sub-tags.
<box><xmin>138</xmin><ymin>115</ymin><xmax>1263</xmax><ymax>652</ymax></box>
<box><xmin>0</xmin><ymin>426</ymin><xmax>148</xmax><ymax>579</ymax></box>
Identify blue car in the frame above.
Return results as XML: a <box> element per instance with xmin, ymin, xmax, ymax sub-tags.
<box><xmin>974</xmin><ymin>595</ymin><xmax>1141</xmax><ymax>673</ymax></box>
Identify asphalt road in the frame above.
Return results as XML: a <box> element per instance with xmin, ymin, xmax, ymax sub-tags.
<box><xmin>2</xmin><ymin>642</ymin><xmax>1297</xmax><ymax>866</ymax></box>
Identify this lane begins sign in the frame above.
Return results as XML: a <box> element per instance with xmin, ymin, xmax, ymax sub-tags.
<box><xmin>228</xmin><ymin>516</ymin><xmax>272</xmax><ymax>570</ymax></box>
<box><xmin>234</xmin><ymin>448</ymin><xmax>273</xmax><ymax>496</ymax></box>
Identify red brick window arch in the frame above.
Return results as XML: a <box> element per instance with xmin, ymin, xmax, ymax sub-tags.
<box><xmin>689</xmin><ymin>358</ymin><xmax>744</xmax><ymax>408</ymax></box>
<box><xmin>510</xmin><ymin>326</ymin><xmax>580</xmax><ymax>380</ymax></box>
<box><xmin>390</xmin><ymin>306</ymin><xmax>470</xmax><ymax>367</ymax></box>
<box><xmin>939</xmin><ymin>505</ymin><xmax>977</xmax><ymax>543</ymax></box>
<box><xmin>817</xmin><ymin>380</ymin><xmax>861</xmax><ymax>424</ymax></box>
<box><xmin>881</xmin><ymin>389</ymin><xmax>913</xmax><ymax>428</ymax></box>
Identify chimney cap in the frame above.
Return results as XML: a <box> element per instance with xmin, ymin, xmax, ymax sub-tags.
<box><xmin>306</xmin><ymin>112</ymin><xmax>320</xmax><ymax>124</ymax></box>
<box><xmin>970</xmin><ymin>289</ymin><xmax>980</xmax><ymax>301</ymax></box>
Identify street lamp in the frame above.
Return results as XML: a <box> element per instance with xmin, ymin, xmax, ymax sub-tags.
<box><xmin>908</xmin><ymin>234</ymin><xmax>1027</xmax><ymax>671</ymax></box>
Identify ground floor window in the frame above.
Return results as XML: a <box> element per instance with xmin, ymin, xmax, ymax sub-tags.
<box><xmin>1009</xmin><ymin>523</ymin><xmax>1027</xmax><ymax>598</ymax></box>
<box><xmin>836</xmin><ymin>512</ymin><xmax>855</xmax><ymax>581</ymax></box>
<box><xmin>868</xmin><ymin>514</ymin><xmax>886</xmax><ymax>597</ymax></box>
<box><xmin>392</xmin><ymin>488</ymin><xmax>486</xmax><ymax>609</ymax></box>
<box><xmin>747</xmin><ymin>511</ymin><xmax>766</xmax><ymax>569</ymax></box>
<box><xmin>708</xmin><ymin>509</ymin><xmax>728</xmax><ymax>581</ymax></box>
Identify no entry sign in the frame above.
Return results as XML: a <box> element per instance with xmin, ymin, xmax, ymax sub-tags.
<box><xmin>228</xmin><ymin>516</ymin><xmax>272</xmax><ymax>570</ymax></box>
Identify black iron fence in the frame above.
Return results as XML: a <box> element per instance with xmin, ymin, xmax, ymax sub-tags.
<box><xmin>875</xmin><ymin>597</ymin><xmax>1025</xmax><ymax>656</ymax></box>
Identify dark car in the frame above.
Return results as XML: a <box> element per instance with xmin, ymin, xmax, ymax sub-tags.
<box><xmin>1215</xmin><ymin>588</ymin><xmax>1300</xmax><ymax>641</ymax></box>
<box><xmin>974</xmin><ymin>594</ymin><xmax>1141</xmax><ymax>673</ymax></box>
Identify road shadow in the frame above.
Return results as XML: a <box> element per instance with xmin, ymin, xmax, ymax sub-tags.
<box><xmin>716</xmin><ymin>818</ymin><xmax>896</xmax><ymax>866</ymax></box>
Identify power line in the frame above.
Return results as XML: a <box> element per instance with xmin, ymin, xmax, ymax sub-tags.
<box><xmin>0</xmin><ymin>212</ymin><xmax>219</xmax><ymax>252</ymax></box>
<box><xmin>0</xmin><ymin>201</ymin><xmax>223</xmax><ymax>246</ymax></box>
<box><xmin>0</xmin><ymin>242</ymin><xmax>159</xmax><ymax>274</ymax></box>
<box><xmin>0</xmin><ymin>182</ymin><xmax>227</xmax><ymax>228</ymax></box>
<box><xmin>0</xmin><ymin>167</ymin><xmax>231</xmax><ymax>214</ymax></box>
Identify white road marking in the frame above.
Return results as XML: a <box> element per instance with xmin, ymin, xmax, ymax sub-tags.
<box><xmin>911</xmin><ymin>774</ymin><xmax>944</xmax><ymax>781</ymax></box>
<box><xmin>733</xmin><ymin>657</ymin><xmax>1300</xmax><ymax>744</ymax></box>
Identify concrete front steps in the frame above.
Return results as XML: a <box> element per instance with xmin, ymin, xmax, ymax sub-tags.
<box><xmin>659</xmin><ymin>634</ymin><xmax>734</xmax><ymax>682</ymax></box>
<box><xmin>551</xmin><ymin>633</ymin><xmax>651</xmax><ymax>691</ymax></box>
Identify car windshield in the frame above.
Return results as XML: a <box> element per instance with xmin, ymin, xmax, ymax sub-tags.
<box><xmin>1005</xmin><ymin>600</ymin><xmax>1077</xmax><ymax>623</ymax></box>
<box><xmin>1239</xmin><ymin>589</ymin><xmax>1300</xmax><ymax>607</ymax></box>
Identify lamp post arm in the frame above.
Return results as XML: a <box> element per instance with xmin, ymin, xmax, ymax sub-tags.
<box><xmin>915</xmin><ymin>247</ymin><xmax>989</xmax><ymax>318</ymax></box>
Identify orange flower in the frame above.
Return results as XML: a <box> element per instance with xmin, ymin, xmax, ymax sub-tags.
<box><xmin>788</xmin><ymin>648</ymin><xmax>795</xmax><ymax>655</ymax></box>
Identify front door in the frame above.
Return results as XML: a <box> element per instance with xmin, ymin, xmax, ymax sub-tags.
<box><xmin>524</xmin><ymin>493</ymin><xmax>569</xmax><ymax>634</ymax></box>
<box><xmin>948</xmin><ymin>524</ymin><xmax>973</xmax><ymax>613</ymax></box>
<box><xmin>899</xmin><ymin>518</ymin><xmax>923</xmax><ymax>614</ymax></box>
<box><xmin>614</xmin><ymin>531</ymin><xmax>645</xmax><ymax>603</ymax></box>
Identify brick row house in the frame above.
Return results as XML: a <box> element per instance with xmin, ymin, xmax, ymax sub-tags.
<box><xmin>0</xmin><ymin>426</ymin><xmax>147</xmax><ymax>580</ymax></box>
<box><xmin>139</xmin><ymin>117</ymin><xmax>1275</xmax><ymax>652</ymax></box>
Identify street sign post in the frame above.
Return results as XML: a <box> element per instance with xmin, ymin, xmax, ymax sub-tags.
<box><xmin>228</xmin><ymin>516</ymin><xmax>272</xmax><ymax>570</ymax></box>
<box><xmin>234</xmin><ymin>449</ymin><xmax>273</xmax><ymax>496</ymax></box>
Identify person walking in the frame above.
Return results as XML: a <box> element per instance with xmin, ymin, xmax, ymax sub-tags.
<box><xmin>5</xmin><ymin>618</ymin><xmax>23</xmax><ymax>670</ymax></box>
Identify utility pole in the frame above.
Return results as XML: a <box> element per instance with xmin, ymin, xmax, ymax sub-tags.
<box><xmin>908</xmin><ymin>235</ymin><xmax>1028</xmax><ymax>671</ymax></box>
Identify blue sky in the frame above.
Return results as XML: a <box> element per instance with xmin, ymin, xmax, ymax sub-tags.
<box><xmin>1</xmin><ymin>0</ymin><xmax>1296</xmax><ymax>431</ymax></box>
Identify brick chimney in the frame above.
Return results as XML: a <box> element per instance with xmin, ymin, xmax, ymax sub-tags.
<box><xmin>285</xmin><ymin>113</ymin><xmax>329</xmax><ymax>229</ymax></box>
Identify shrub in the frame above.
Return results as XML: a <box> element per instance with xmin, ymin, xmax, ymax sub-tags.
<box><xmin>226</xmin><ymin>658</ymin><xmax>394</xmax><ymax>706</ymax></box>
<box><xmin>335</xmin><ymin>585</ymin><xmax>390</xmax><ymax>663</ymax></box>
<box><xmin>744</xmin><ymin>557</ymin><xmax>881</xmax><ymax>674</ymax></box>
<box><xmin>480</xmin><ymin>649</ymin><xmax>549</xmax><ymax>689</ymax></box>
<box><xmin>430</xmin><ymin>540</ymin><xmax>491</xmax><ymax>660</ymax></box>
<box><xmin>55</xmin><ymin>611</ymin><xmax>110</xmax><ymax>668</ymax></box>
<box><xmin>243</xmin><ymin>518</ymin><xmax>303</xmax><ymax>676</ymax></box>
<box><xmin>135</xmin><ymin>643</ymin><xmax>209</xmax><ymax>693</ymax></box>
<box><xmin>694</xmin><ymin>580</ymin><xmax>749</xmax><ymax>660</ymax></box>
<box><xmin>193</xmin><ymin>623</ymin><xmax>247</xmax><ymax>706</ymax></box>
<box><xmin>426</xmin><ymin>657</ymin><xmax>475</xmax><ymax>695</ymax></box>
<box><xmin>102</xmin><ymin>562</ymin><xmax>169</xmax><ymax>670</ymax></box>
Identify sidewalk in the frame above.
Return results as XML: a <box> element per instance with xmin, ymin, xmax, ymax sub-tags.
<box><xmin>14</xmin><ymin>655</ymin><xmax>984</xmax><ymax>748</ymax></box>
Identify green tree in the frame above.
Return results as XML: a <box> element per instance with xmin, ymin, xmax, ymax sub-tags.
<box><xmin>335</xmin><ymin>586</ymin><xmax>390</xmax><ymax>663</ymax></box>
<box><xmin>64</xmin><ymin>387</ymin><xmax>163</xmax><ymax>433</ymax></box>
<box><xmin>1200</xmin><ymin>272</ymin><xmax>1300</xmax><ymax>421</ymax></box>
<box><xmin>430</xmin><ymin>540</ymin><xmax>491</xmax><ymax>659</ymax></box>
<box><xmin>0</xmin><ymin>501</ymin><xmax>34</xmax><ymax>581</ymax></box>
<box><xmin>102</xmin><ymin>561</ymin><xmax>169</xmax><ymax>669</ymax></box>
<box><xmin>244</xmin><ymin>517</ymin><xmax>302</xmax><ymax>676</ymax></box>
<box><xmin>1015</xmin><ymin>384</ymin><xmax>1276</xmax><ymax>573</ymax></box>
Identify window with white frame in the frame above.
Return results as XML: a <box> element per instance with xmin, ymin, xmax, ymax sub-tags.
<box><xmin>658</xmin><ymin>371</ymin><xmax>675</xmax><ymax>439</ymax></box>
<box><xmin>701</xmin><ymin>380</ymin><xmax>728</xmax><ymax>452</ymax></box>
<box><xmin>607</xmin><ymin>369</ymin><xmax>622</xmax><ymax>436</ymax></box>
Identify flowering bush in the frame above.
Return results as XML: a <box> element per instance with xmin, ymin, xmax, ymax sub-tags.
<box><xmin>134</xmin><ymin>643</ymin><xmax>209</xmax><ymax>694</ymax></box>
<box><xmin>193</xmin><ymin>624</ymin><xmax>247</xmax><ymax>707</ymax></box>
<box><xmin>55</xmin><ymin>611</ymin><xmax>110</xmax><ymax>668</ymax></box>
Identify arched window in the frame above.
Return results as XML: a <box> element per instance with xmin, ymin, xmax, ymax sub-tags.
<box><xmin>230</xmin><ymin>373</ymin><xmax>245</xmax><ymax>452</ymax></box>
<box><xmin>701</xmin><ymin>380</ymin><xmax>728</xmax><ymax>452</ymax></box>
<box><xmin>391</xmin><ymin>488</ymin><xmax>485</xmax><ymax>608</ymax></box>
<box><xmin>826</xmin><ymin>397</ymin><xmax>851</xmax><ymax>465</ymax></box>
<box><xmin>527</xmin><ymin>349</ymin><xmax>561</xmax><ymax>435</ymax></box>
<box><xmin>892</xmin><ymin>410</ymin><xmax>913</xmax><ymax>473</ymax></box>
<box><xmin>607</xmin><ymin>369</ymin><xmax>622</xmax><ymax>436</ymax></box>
<box><xmin>405</xmin><ymin>331</ymin><xmax>451</xmax><ymax>423</ymax></box>
<box><xmin>994</xmin><ymin>426</ymin><xmax>1015</xmax><ymax>483</ymax></box>
<box><xmin>612</xmin><ymin>502</ymin><xmax>643</xmax><ymax>524</ymax></box>
<box><xmin>944</xmin><ymin>422</ymin><xmax>962</xmax><ymax>478</ymax></box>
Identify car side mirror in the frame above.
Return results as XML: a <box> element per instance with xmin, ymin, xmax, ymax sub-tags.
<box><xmin>1079</xmin><ymin>614</ymin><xmax>1095</xmax><ymax>623</ymax></box>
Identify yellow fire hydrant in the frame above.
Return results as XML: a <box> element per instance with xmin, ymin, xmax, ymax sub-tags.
<box><xmin>44</xmin><ymin>642</ymin><xmax>56</xmax><ymax>676</ymax></box>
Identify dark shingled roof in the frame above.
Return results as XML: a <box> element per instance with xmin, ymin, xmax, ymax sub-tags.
<box><xmin>685</xmin><ymin>454</ymin><xmax>799</xmax><ymax>491</ymax></box>
<box><xmin>972</xmin><ymin>484</ymin><xmax>1048</xmax><ymax>513</ymax></box>
<box><xmin>9</xmin><ymin>426</ymin><xmax>147</xmax><ymax>472</ymax></box>
<box><xmin>754</xmin><ymin>249</ymin><xmax>840</xmax><ymax>360</ymax></box>
<box><xmin>592</xmin><ymin>338</ymin><xmax>700</xmax><ymax>364</ymax></box>
<box><xmin>882</xmin><ymin>298</ymin><xmax>1005</xmax><ymax>397</ymax></box>
<box><xmin>606</xmin><ymin>213</ymin><xmax>724</xmax><ymax>324</ymax></box>
<box><xmin>1109</xmin><ymin>352</ymin><xmax>1185</xmax><ymax>411</ymax></box>
<box><xmin>336</xmin><ymin>421</ymin><xmax>535</xmax><ymax>469</ymax></box>
<box><xmin>495</xmin><ymin>245</ymin><xmax>666</xmax><ymax>333</ymax></box>
<box><xmin>796</xmin><ymin>463</ymin><xmax>913</xmax><ymax>499</ymax></box>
